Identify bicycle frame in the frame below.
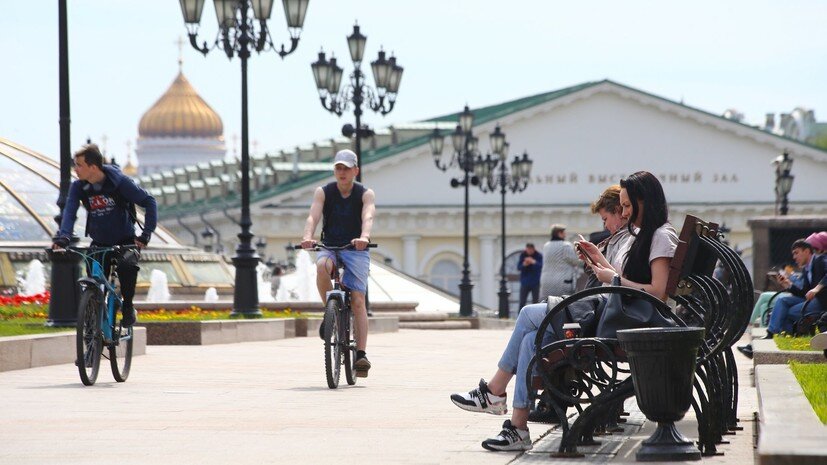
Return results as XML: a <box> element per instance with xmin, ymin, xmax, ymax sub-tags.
<box><xmin>73</xmin><ymin>247</ymin><xmax>130</xmax><ymax>344</ymax></box>
<box><xmin>324</xmin><ymin>251</ymin><xmax>350</xmax><ymax>309</ymax></box>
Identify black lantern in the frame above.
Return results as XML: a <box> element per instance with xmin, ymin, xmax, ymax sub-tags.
<box><xmin>284</xmin><ymin>242</ymin><xmax>297</xmax><ymax>270</ymax></box>
<box><xmin>310</xmin><ymin>23</ymin><xmax>403</xmax><ymax>182</ymax></box>
<box><xmin>255</xmin><ymin>236</ymin><xmax>267</xmax><ymax>256</ymax></box>
<box><xmin>772</xmin><ymin>150</ymin><xmax>794</xmax><ymax>216</ymax></box>
<box><xmin>179</xmin><ymin>0</ymin><xmax>308</xmax><ymax>318</ymax></box>
<box><xmin>201</xmin><ymin>227</ymin><xmax>216</xmax><ymax>253</ymax></box>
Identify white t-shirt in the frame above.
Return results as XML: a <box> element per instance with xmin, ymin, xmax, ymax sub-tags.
<box><xmin>649</xmin><ymin>223</ymin><xmax>679</xmax><ymax>263</ymax></box>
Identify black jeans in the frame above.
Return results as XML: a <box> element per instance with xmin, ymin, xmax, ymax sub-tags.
<box><xmin>519</xmin><ymin>284</ymin><xmax>540</xmax><ymax>310</ymax></box>
<box><xmin>89</xmin><ymin>241</ymin><xmax>140</xmax><ymax>308</ymax></box>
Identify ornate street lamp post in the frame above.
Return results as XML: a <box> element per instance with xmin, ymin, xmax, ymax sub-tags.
<box><xmin>178</xmin><ymin>0</ymin><xmax>309</xmax><ymax>318</ymax></box>
<box><xmin>47</xmin><ymin>0</ymin><xmax>82</xmax><ymax>327</ymax></box>
<box><xmin>429</xmin><ymin>106</ymin><xmax>484</xmax><ymax>316</ymax></box>
<box><xmin>772</xmin><ymin>150</ymin><xmax>794</xmax><ymax>216</ymax></box>
<box><xmin>475</xmin><ymin>130</ymin><xmax>533</xmax><ymax>318</ymax></box>
<box><xmin>310</xmin><ymin>23</ymin><xmax>403</xmax><ymax>182</ymax></box>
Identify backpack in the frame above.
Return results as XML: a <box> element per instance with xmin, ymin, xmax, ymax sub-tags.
<box><xmin>78</xmin><ymin>181</ymin><xmax>144</xmax><ymax>237</ymax></box>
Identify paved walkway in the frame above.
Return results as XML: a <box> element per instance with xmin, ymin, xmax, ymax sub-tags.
<box><xmin>0</xmin><ymin>329</ymin><xmax>757</xmax><ymax>464</ymax></box>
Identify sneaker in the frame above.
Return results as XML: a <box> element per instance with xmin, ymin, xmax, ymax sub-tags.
<box><xmin>737</xmin><ymin>344</ymin><xmax>753</xmax><ymax>359</ymax></box>
<box><xmin>318</xmin><ymin>320</ymin><xmax>326</xmax><ymax>340</ymax></box>
<box><xmin>528</xmin><ymin>401</ymin><xmax>562</xmax><ymax>424</ymax></box>
<box><xmin>450</xmin><ymin>379</ymin><xmax>508</xmax><ymax>415</ymax></box>
<box><xmin>121</xmin><ymin>305</ymin><xmax>136</xmax><ymax>327</ymax></box>
<box><xmin>354</xmin><ymin>354</ymin><xmax>371</xmax><ymax>378</ymax></box>
<box><xmin>481</xmin><ymin>420</ymin><xmax>532</xmax><ymax>451</ymax></box>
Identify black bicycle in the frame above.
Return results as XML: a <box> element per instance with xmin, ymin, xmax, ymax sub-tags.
<box><xmin>62</xmin><ymin>245</ymin><xmax>137</xmax><ymax>386</ymax></box>
<box><xmin>297</xmin><ymin>242</ymin><xmax>376</xmax><ymax>389</ymax></box>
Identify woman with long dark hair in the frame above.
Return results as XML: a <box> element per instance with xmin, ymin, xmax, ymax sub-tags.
<box><xmin>581</xmin><ymin>171</ymin><xmax>677</xmax><ymax>300</ymax></box>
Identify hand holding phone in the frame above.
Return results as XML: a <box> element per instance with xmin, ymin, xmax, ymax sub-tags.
<box><xmin>575</xmin><ymin>234</ymin><xmax>595</xmax><ymax>266</ymax></box>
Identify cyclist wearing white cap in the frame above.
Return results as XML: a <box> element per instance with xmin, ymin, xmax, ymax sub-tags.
<box><xmin>302</xmin><ymin>149</ymin><xmax>376</xmax><ymax>377</ymax></box>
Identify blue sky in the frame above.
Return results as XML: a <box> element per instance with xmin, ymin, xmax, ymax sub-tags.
<box><xmin>1</xmin><ymin>0</ymin><xmax>825</xmax><ymax>165</ymax></box>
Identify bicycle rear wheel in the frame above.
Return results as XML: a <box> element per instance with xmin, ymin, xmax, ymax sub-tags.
<box><xmin>76</xmin><ymin>288</ymin><xmax>102</xmax><ymax>386</ymax></box>
<box><xmin>344</xmin><ymin>309</ymin><xmax>357</xmax><ymax>385</ymax></box>
<box><xmin>323</xmin><ymin>299</ymin><xmax>342</xmax><ymax>389</ymax></box>
<box><xmin>109</xmin><ymin>325</ymin><xmax>133</xmax><ymax>382</ymax></box>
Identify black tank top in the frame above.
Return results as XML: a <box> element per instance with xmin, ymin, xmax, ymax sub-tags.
<box><xmin>321</xmin><ymin>182</ymin><xmax>366</xmax><ymax>246</ymax></box>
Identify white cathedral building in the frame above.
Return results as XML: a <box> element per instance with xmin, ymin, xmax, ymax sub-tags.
<box><xmin>141</xmin><ymin>79</ymin><xmax>827</xmax><ymax>311</ymax></box>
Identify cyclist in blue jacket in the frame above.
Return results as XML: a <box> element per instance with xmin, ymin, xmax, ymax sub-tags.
<box><xmin>52</xmin><ymin>144</ymin><xmax>157</xmax><ymax>327</ymax></box>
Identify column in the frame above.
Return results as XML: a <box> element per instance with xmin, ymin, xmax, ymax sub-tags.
<box><xmin>402</xmin><ymin>235</ymin><xmax>420</xmax><ymax>276</ymax></box>
<box><xmin>478</xmin><ymin>235</ymin><xmax>497</xmax><ymax>310</ymax></box>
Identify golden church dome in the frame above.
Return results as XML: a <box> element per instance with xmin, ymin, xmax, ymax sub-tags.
<box><xmin>138</xmin><ymin>72</ymin><xmax>223</xmax><ymax>139</ymax></box>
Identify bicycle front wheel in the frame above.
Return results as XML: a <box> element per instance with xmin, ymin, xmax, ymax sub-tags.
<box><xmin>344</xmin><ymin>309</ymin><xmax>357</xmax><ymax>386</ymax></box>
<box><xmin>109</xmin><ymin>325</ymin><xmax>133</xmax><ymax>382</ymax></box>
<box><xmin>323</xmin><ymin>298</ymin><xmax>342</xmax><ymax>389</ymax></box>
<box><xmin>76</xmin><ymin>288</ymin><xmax>102</xmax><ymax>386</ymax></box>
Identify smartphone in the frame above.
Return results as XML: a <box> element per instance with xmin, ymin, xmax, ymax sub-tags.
<box><xmin>575</xmin><ymin>235</ymin><xmax>595</xmax><ymax>266</ymax></box>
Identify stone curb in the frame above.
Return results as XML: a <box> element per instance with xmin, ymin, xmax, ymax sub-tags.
<box><xmin>139</xmin><ymin>316</ymin><xmax>399</xmax><ymax>344</ymax></box>
<box><xmin>752</xmin><ymin>338</ymin><xmax>825</xmax><ymax>365</ymax></box>
<box><xmin>135</xmin><ymin>301</ymin><xmax>418</xmax><ymax>313</ymax></box>
<box><xmin>756</xmin><ymin>364</ymin><xmax>827</xmax><ymax>465</ymax></box>
<box><xmin>0</xmin><ymin>327</ymin><xmax>147</xmax><ymax>373</ymax></box>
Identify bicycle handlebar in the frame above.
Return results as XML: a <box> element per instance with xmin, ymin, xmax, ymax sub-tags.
<box><xmin>293</xmin><ymin>243</ymin><xmax>378</xmax><ymax>251</ymax></box>
<box><xmin>54</xmin><ymin>244</ymin><xmax>140</xmax><ymax>256</ymax></box>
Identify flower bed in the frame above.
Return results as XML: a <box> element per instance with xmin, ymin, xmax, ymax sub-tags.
<box><xmin>138</xmin><ymin>306</ymin><xmax>302</xmax><ymax>321</ymax></box>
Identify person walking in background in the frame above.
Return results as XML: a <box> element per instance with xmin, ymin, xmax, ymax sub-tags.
<box><xmin>539</xmin><ymin>224</ymin><xmax>581</xmax><ymax>298</ymax></box>
<box><xmin>516</xmin><ymin>243</ymin><xmax>542</xmax><ymax>310</ymax></box>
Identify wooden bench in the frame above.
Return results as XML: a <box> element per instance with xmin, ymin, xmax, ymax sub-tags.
<box><xmin>527</xmin><ymin>215</ymin><xmax>753</xmax><ymax>457</ymax></box>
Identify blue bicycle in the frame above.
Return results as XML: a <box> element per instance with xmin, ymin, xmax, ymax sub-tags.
<box><xmin>64</xmin><ymin>245</ymin><xmax>137</xmax><ymax>386</ymax></box>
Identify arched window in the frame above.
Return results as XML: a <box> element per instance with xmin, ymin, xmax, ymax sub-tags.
<box><xmin>429</xmin><ymin>259</ymin><xmax>461</xmax><ymax>296</ymax></box>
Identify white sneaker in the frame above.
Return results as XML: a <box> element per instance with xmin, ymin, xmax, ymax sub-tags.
<box><xmin>482</xmin><ymin>420</ymin><xmax>532</xmax><ymax>451</ymax></box>
<box><xmin>450</xmin><ymin>379</ymin><xmax>508</xmax><ymax>415</ymax></box>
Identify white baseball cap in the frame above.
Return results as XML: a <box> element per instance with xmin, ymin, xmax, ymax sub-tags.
<box><xmin>333</xmin><ymin>149</ymin><xmax>358</xmax><ymax>168</ymax></box>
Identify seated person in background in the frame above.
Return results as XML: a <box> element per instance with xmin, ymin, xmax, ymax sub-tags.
<box><xmin>764</xmin><ymin>239</ymin><xmax>827</xmax><ymax>339</ymax></box>
<box><xmin>806</xmin><ymin>231</ymin><xmax>827</xmax><ymax>254</ymax></box>
<box><xmin>449</xmin><ymin>173</ymin><xmax>677</xmax><ymax>452</ymax></box>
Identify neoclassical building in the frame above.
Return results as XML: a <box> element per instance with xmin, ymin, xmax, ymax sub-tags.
<box><xmin>150</xmin><ymin>80</ymin><xmax>827</xmax><ymax>311</ymax></box>
<box><xmin>135</xmin><ymin>65</ymin><xmax>226</xmax><ymax>176</ymax></box>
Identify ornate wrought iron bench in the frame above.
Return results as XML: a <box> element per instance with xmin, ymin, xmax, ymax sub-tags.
<box><xmin>527</xmin><ymin>215</ymin><xmax>753</xmax><ymax>457</ymax></box>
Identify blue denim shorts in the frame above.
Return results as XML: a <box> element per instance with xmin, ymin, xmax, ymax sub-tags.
<box><xmin>317</xmin><ymin>249</ymin><xmax>370</xmax><ymax>294</ymax></box>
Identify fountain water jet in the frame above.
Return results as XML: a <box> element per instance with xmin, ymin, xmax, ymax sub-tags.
<box><xmin>21</xmin><ymin>260</ymin><xmax>46</xmax><ymax>296</ymax></box>
<box><xmin>275</xmin><ymin>250</ymin><xmax>317</xmax><ymax>302</ymax></box>
<box><xmin>257</xmin><ymin>262</ymin><xmax>275</xmax><ymax>303</ymax></box>
<box><xmin>146</xmin><ymin>269</ymin><xmax>171</xmax><ymax>302</ymax></box>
